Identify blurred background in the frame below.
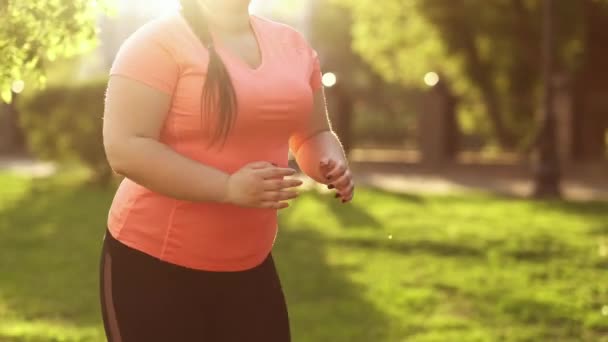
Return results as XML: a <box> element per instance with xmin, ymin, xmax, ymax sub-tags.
<box><xmin>0</xmin><ymin>0</ymin><xmax>607</xmax><ymax>341</ymax></box>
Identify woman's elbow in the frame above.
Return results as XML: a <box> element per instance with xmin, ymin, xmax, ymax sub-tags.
<box><xmin>103</xmin><ymin>139</ymin><xmax>130</xmax><ymax>176</ymax></box>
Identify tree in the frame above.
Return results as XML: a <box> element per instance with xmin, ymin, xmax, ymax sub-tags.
<box><xmin>310</xmin><ymin>0</ymin><xmax>418</xmax><ymax>154</ymax></box>
<box><xmin>0</xmin><ymin>0</ymin><xmax>113</xmax><ymax>103</ymax></box>
<box><xmin>334</xmin><ymin>0</ymin><xmax>604</xmax><ymax>154</ymax></box>
<box><xmin>571</xmin><ymin>0</ymin><xmax>608</xmax><ymax>161</ymax></box>
<box><xmin>533</xmin><ymin>0</ymin><xmax>561</xmax><ymax>198</ymax></box>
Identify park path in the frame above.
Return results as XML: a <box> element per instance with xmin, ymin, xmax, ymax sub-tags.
<box><xmin>2</xmin><ymin>155</ymin><xmax>606</xmax><ymax>201</ymax></box>
<box><xmin>0</xmin><ymin>156</ymin><xmax>56</xmax><ymax>178</ymax></box>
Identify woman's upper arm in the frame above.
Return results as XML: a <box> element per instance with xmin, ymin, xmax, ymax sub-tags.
<box><xmin>103</xmin><ymin>76</ymin><xmax>172</xmax><ymax>146</ymax></box>
<box><xmin>310</xmin><ymin>87</ymin><xmax>332</xmax><ymax>134</ymax></box>
<box><xmin>289</xmin><ymin>47</ymin><xmax>331</xmax><ymax>152</ymax></box>
<box><xmin>102</xmin><ymin>26</ymin><xmax>179</xmax><ymax>153</ymax></box>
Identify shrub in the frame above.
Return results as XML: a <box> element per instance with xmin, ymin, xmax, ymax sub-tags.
<box><xmin>17</xmin><ymin>78</ymin><xmax>113</xmax><ymax>185</ymax></box>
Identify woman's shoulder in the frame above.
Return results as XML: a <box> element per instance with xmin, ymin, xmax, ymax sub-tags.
<box><xmin>114</xmin><ymin>13</ymin><xmax>195</xmax><ymax>67</ymax></box>
<box><xmin>251</xmin><ymin>15</ymin><xmax>312</xmax><ymax>49</ymax></box>
<box><xmin>122</xmin><ymin>14</ymin><xmax>186</xmax><ymax>48</ymax></box>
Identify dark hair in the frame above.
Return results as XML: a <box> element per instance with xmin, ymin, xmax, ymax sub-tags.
<box><xmin>179</xmin><ymin>0</ymin><xmax>238</xmax><ymax>148</ymax></box>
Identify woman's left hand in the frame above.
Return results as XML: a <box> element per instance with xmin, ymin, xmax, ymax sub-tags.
<box><xmin>320</xmin><ymin>158</ymin><xmax>354</xmax><ymax>203</ymax></box>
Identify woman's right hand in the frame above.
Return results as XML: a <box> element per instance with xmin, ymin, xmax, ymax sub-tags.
<box><xmin>224</xmin><ymin>161</ymin><xmax>303</xmax><ymax>209</ymax></box>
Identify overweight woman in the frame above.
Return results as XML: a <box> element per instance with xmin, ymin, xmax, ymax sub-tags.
<box><xmin>100</xmin><ymin>0</ymin><xmax>354</xmax><ymax>341</ymax></box>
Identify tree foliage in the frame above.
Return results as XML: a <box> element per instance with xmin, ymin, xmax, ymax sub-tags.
<box><xmin>0</xmin><ymin>0</ymin><xmax>113</xmax><ymax>103</ymax></box>
<box><xmin>334</xmin><ymin>0</ymin><xmax>601</xmax><ymax>150</ymax></box>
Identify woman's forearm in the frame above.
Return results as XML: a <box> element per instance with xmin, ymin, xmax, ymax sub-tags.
<box><xmin>292</xmin><ymin>130</ymin><xmax>347</xmax><ymax>184</ymax></box>
<box><xmin>106</xmin><ymin>136</ymin><xmax>229</xmax><ymax>203</ymax></box>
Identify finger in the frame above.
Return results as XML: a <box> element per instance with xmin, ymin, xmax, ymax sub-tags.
<box><xmin>324</xmin><ymin>159</ymin><xmax>336</xmax><ymax>174</ymax></box>
<box><xmin>326</xmin><ymin>161</ymin><xmax>347</xmax><ymax>181</ymax></box>
<box><xmin>338</xmin><ymin>182</ymin><xmax>355</xmax><ymax>200</ymax></box>
<box><xmin>261</xmin><ymin>190</ymin><xmax>299</xmax><ymax>202</ymax></box>
<box><xmin>247</xmin><ymin>161</ymin><xmax>274</xmax><ymax>170</ymax></box>
<box><xmin>347</xmin><ymin>182</ymin><xmax>356</xmax><ymax>199</ymax></box>
<box><xmin>320</xmin><ymin>159</ymin><xmax>335</xmax><ymax>178</ymax></box>
<box><xmin>320</xmin><ymin>158</ymin><xmax>331</xmax><ymax>174</ymax></box>
<box><xmin>336</xmin><ymin>192</ymin><xmax>352</xmax><ymax>203</ymax></box>
<box><xmin>344</xmin><ymin>189</ymin><xmax>355</xmax><ymax>202</ymax></box>
<box><xmin>256</xmin><ymin>167</ymin><xmax>297</xmax><ymax>179</ymax></box>
<box><xmin>263</xmin><ymin>179</ymin><xmax>303</xmax><ymax>191</ymax></box>
<box><xmin>330</xmin><ymin>170</ymin><xmax>352</xmax><ymax>190</ymax></box>
<box><xmin>259</xmin><ymin>201</ymin><xmax>290</xmax><ymax>210</ymax></box>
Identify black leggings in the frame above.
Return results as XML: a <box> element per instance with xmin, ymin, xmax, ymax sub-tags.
<box><xmin>99</xmin><ymin>229</ymin><xmax>291</xmax><ymax>342</ymax></box>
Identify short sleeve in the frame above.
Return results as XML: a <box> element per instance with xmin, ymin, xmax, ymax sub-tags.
<box><xmin>110</xmin><ymin>29</ymin><xmax>179</xmax><ymax>95</ymax></box>
<box><xmin>310</xmin><ymin>48</ymin><xmax>323</xmax><ymax>91</ymax></box>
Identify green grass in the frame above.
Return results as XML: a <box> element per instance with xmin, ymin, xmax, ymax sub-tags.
<box><xmin>1</xmin><ymin>169</ymin><xmax>607</xmax><ymax>341</ymax></box>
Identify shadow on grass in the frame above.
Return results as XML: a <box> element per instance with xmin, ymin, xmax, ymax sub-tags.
<box><xmin>532</xmin><ymin>200</ymin><xmax>608</xmax><ymax>238</ymax></box>
<box><xmin>306</xmin><ymin>190</ymin><xmax>383</xmax><ymax>229</ymax></box>
<box><xmin>329</xmin><ymin>236</ymin><xmax>484</xmax><ymax>258</ymax></box>
<box><xmin>501</xmin><ymin>233</ymin><xmax>573</xmax><ymax>262</ymax></box>
<box><xmin>533</xmin><ymin>199</ymin><xmax>608</xmax><ymax>217</ymax></box>
<box><xmin>273</xmin><ymin>225</ymin><xmax>391</xmax><ymax>342</ymax></box>
<box><xmin>329</xmin><ymin>234</ymin><xmax>572</xmax><ymax>263</ymax></box>
<box><xmin>367</xmin><ymin>189</ymin><xmax>427</xmax><ymax>204</ymax></box>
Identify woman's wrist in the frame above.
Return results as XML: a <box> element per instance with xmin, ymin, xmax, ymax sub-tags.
<box><xmin>218</xmin><ymin>173</ymin><xmax>233</xmax><ymax>204</ymax></box>
<box><xmin>293</xmin><ymin>131</ymin><xmax>347</xmax><ymax>183</ymax></box>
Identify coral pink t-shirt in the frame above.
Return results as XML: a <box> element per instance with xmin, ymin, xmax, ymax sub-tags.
<box><xmin>106</xmin><ymin>13</ymin><xmax>322</xmax><ymax>271</ymax></box>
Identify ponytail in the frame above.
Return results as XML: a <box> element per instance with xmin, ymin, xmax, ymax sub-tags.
<box><xmin>180</xmin><ymin>0</ymin><xmax>238</xmax><ymax>148</ymax></box>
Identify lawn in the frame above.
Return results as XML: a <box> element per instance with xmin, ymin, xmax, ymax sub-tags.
<box><xmin>0</xmin><ymin>169</ymin><xmax>607</xmax><ymax>341</ymax></box>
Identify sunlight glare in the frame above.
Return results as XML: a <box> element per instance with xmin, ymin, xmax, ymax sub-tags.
<box><xmin>118</xmin><ymin>0</ymin><xmax>180</xmax><ymax>15</ymax></box>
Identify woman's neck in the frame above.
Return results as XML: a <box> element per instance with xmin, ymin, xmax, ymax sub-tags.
<box><xmin>197</xmin><ymin>2</ymin><xmax>251</xmax><ymax>34</ymax></box>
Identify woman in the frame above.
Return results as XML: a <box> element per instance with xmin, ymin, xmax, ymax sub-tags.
<box><xmin>99</xmin><ymin>0</ymin><xmax>354</xmax><ymax>341</ymax></box>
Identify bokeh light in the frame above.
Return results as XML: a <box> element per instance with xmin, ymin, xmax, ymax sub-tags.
<box><xmin>11</xmin><ymin>80</ymin><xmax>25</xmax><ymax>94</ymax></box>
<box><xmin>322</xmin><ymin>72</ymin><xmax>337</xmax><ymax>88</ymax></box>
<box><xmin>424</xmin><ymin>72</ymin><xmax>439</xmax><ymax>87</ymax></box>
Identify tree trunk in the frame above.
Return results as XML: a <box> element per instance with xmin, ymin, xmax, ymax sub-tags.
<box><xmin>571</xmin><ymin>0</ymin><xmax>608</xmax><ymax>161</ymax></box>
<box><xmin>533</xmin><ymin>0</ymin><xmax>561</xmax><ymax>199</ymax></box>
<box><xmin>0</xmin><ymin>93</ymin><xmax>25</xmax><ymax>154</ymax></box>
<box><xmin>460</xmin><ymin>27</ymin><xmax>517</xmax><ymax>150</ymax></box>
<box><xmin>435</xmin><ymin>80</ymin><xmax>459</xmax><ymax>159</ymax></box>
<box><xmin>330</xmin><ymin>84</ymin><xmax>354</xmax><ymax>156</ymax></box>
